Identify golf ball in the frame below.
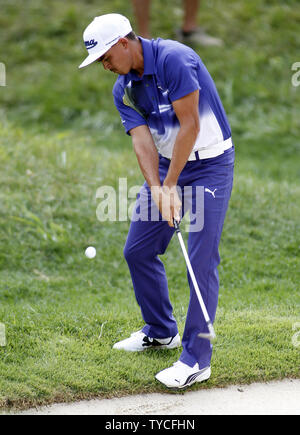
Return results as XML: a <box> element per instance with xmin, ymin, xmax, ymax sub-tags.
<box><xmin>85</xmin><ymin>246</ymin><xmax>96</xmax><ymax>259</ymax></box>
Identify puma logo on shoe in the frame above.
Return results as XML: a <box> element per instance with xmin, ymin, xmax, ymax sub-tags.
<box><xmin>182</xmin><ymin>368</ymin><xmax>209</xmax><ymax>387</ymax></box>
<box><xmin>142</xmin><ymin>336</ymin><xmax>174</xmax><ymax>347</ymax></box>
<box><xmin>205</xmin><ymin>188</ymin><xmax>217</xmax><ymax>198</ymax></box>
<box><xmin>113</xmin><ymin>330</ymin><xmax>181</xmax><ymax>352</ymax></box>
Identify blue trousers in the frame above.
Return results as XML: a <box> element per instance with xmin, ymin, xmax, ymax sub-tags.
<box><xmin>124</xmin><ymin>148</ymin><xmax>235</xmax><ymax>369</ymax></box>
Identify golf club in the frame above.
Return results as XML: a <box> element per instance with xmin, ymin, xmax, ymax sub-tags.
<box><xmin>173</xmin><ymin>218</ymin><xmax>216</xmax><ymax>342</ymax></box>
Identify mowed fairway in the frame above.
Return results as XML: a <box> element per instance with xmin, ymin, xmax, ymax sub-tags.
<box><xmin>0</xmin><ymin>0</ymin><xmax>299</xmax><ymax>410</ymax></box>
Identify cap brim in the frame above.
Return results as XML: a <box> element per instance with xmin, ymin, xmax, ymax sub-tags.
<box><xmin>78</xmin><ymin>48</ymin><xmax>108</xmax><ymax>69</ymax></box>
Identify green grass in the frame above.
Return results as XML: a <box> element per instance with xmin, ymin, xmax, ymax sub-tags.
<box><xmin>0</xmin><ymin>0</ymin><xmax>300</xmax><ymax>411</ymax></box>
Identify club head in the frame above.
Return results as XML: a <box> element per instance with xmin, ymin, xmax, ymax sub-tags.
<box><xmin>198</xmin><ymin>332</ymin><xmax>216</xmax><ymax>342</ymax></box>
<box><xmin>198</xmin><ymin>321</ymin><xmax>216</xmax><ymax>342</ymax></box>
<box><xmin>198</xmin><ymin>328</ymin><xmax>216</xmax><ymax>342</ymax></box>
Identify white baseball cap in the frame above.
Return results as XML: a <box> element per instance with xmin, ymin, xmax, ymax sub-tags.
<box><xmin>78</xmin><ymin>14</ymin><xmax>132</xmax><ymax>69</ymax></box>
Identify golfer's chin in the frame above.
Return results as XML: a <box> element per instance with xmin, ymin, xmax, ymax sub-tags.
<box><xmin>113</xmin><ymin>67</ymin><xmax>131</xmax><ymax>75</ymax></box>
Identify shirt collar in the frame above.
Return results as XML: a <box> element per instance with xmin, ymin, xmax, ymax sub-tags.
<box><xmin>128</xmin><ymin>37</ymin><xmax>155</xmax><ymax>80</ymax></box>
<box><xmin>140</xmin><ymin>37</ymin><xmax>155</xmax><ymax>75</ymax></box>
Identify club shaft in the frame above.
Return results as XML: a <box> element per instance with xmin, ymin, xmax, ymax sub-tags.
<box><xmin>175</xmin><ymin>230</ymin><xmax>212</xmax><ymax>327</ymax></box>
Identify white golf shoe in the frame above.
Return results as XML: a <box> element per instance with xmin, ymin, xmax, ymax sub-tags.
<box><xmin>113</xmin><ymin>330</ymin><xmax>181</xmax><ymax>352</ymax></box>
<box><xmin>155</xmin><ymin>361</ymin><xmax>211</xmax><ymax>388</ymax></box>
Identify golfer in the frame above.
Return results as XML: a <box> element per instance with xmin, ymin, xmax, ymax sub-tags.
<box><xmin>79</xmin><ymin>13</ymin><xmax>234</xmax><ymax>388</ymax></box>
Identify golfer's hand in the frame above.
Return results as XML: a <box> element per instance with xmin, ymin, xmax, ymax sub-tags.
<box><xmin>151</xmin><ymin>185</ymin><xmax>182</xmax><ymax>227</ymax></box>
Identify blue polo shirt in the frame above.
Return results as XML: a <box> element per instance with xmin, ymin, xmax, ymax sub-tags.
<box><xmin>113</xmin><ymin>37</ymin><xmax>231</xmax><ymax>159</ymax></box>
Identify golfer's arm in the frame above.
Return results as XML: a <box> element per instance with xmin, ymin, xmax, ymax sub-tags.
<box><xmin>163</xmin><ymin>90</ymin><xmax>200</xmax><ymax>188</ymax></box>
<box><xmin>130</xmin><ymin>125</ymin><xmax>161</xmax><ymax>188</ymax></box>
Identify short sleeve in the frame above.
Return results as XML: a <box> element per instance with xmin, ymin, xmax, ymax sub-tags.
<box><xmin>163</xmin><ymin>50</ymin><xmax>200</xmax><ymax>102</ymax></box>
<box><xmin>113</xmin><ymin>85</ymin><xmax>147</xmax><ymax>135</ymax></box>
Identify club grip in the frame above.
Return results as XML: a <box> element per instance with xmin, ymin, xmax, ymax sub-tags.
<box><xmin>173</xmin><ymin>218</ymin><xmax>180</xmax><ymax>233</ymax></box>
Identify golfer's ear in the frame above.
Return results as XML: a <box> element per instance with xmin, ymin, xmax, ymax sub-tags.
<box><xmin>119</xmin><ymin>37</ymin><xmax>129</xmax><ymax>49</ymax></box>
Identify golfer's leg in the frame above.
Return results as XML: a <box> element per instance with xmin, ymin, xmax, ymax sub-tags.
<box><xmin>124</xmin><ymin>184</ymin><xmax>178</xmax><ymax>339</ymax></box>
<box><xmin>180</xmin><ymin>156</ymin><xmax>234</xmax><ymax>369</ymax></box>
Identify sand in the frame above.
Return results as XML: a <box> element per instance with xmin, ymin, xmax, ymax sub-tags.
<box><xmin>9</xmin><ymin>378</ymin><xmax>300</xmax><ymax>415</ymax></box>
